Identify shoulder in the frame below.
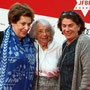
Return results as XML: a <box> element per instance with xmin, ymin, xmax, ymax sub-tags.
<box><xmin>76</xmin><ymin>34</ymin><xmax>90</xmax><ymax>52</ymax></box>
<box><xmin>0</xmin><ymin>31</ymin><xmax>4</xmax><ymax>37</ymax></box>
<box><xmin>79</xmin><ymin>34</ymin><xmax>90</xmax><ymax>40</ymax></box>
<box><xmin>50</xmin><ymin>40</ymin><xmax>62</xmax><ymax>55</ymax></box>
<box><xmin>51</xmin><ymin>40</ymin><xmax>62</xmax><ymax>49</ymax></box>
<box><xmin>26</xmin><ymin>33</ymin><xmax>35</xmax><ymax>43</ymax></box>
<box><xmin>0</xmin><ymin>31</ymin><xmax>4</xmax><ymax>45</ymax></box>
<box><xmin>77</xmin><ymin>34</ymin><xmax>90</xmax><ymax>45</ymax></box>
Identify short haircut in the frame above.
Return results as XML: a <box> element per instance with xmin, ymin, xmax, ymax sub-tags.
<box><xmin>8</xmin><ymin>3</ymin><xmax>34</xmax><ymax>25</ymax></box>
<box><xmin>57</xmin><ymin>10</ymin><xmax>85</xmax><ymax>35</ymax></box>
<box><xmin>29</xmin><ymin>19</ymin><xmax>55</xmax><ymax>40</ymax></box>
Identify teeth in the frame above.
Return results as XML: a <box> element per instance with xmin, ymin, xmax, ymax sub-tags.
<box><xmin>42</xmin><ymin>38</ymin><xmax>47</xmax><ymax>39</ymax></box>
<box><xmin>66</xmin><ymin>33</ymin><xmax>71</xmax><ymax>34</ymax></box>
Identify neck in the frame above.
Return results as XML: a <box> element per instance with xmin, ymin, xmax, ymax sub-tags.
<box><xmin>40</xmin><ymin>44</ymin><xmax>48</xmax><ymax>50</ymax></box>
<box><xmin>67</xmin><ymin>36</ymin><xmax>78</xmax><ymax>45</ymax></box>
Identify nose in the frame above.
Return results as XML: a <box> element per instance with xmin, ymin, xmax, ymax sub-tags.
<box><xmin>43</xmin><ymin>31</ymin><xmax>47</xmax><ymax>36</ymax></box>
<box><xmin>65</xmin><ymin>27</ymin><xmax>69</xmax><ymax>32</ymax></box>
<box><xmin>24</xmin><ymin>25</ymin><xmax>30</xmax><ymax>30</ymax></box>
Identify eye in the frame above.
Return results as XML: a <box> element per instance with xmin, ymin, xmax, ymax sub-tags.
<box><xmin>21</xmin><ymin>23</ymin><xmax>25</xmax><ymax>26</ymax></box>
<box><xmin>38</xmin><ymin>29</ymin><xmax>43</xmax><ymax>33</ymax></box>
<box><xmin>69</xmin><ymin>24</ymin><xmax>74</xmax><ymax>28</ymax></box>
<box><xmin>46</xmin><ymin>29</ymin><xmax>50</xmax><ymax>33</ymax></box>
<box><xmin>62</xmin><ymin>24</ymin><xmax>66</xmax><ymax>28</ymax></box>
<box><xmin>28</xmin><ymin>23</ymin><xmax>31</xmax><ymax>27</ymax></box>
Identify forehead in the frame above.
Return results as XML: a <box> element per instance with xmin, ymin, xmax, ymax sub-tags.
<box><xmin>19</xmin><ymin>16</ymin><xmax>32</xmax><ymax>22</ymax></box>
<box><xmin>36</xmin><ymin>23</ymin><xmax>49</xmax><ymax>29</ymax></box>
<box><xmin>62</xmin><ymin>18</ymin><xmax>75</xmax><ymax>25</ymax></box>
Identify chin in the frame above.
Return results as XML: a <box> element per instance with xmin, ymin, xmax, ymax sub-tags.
<box><xmin>66</xmin><ymin>36</ymin><xmax>71</xmax><ymax>39</ymax></box>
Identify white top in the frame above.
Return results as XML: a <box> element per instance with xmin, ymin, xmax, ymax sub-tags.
<box><xmin>34</xmin><ymin>40</ymin><xmax>62</xmax><ymax>77</ymax></box>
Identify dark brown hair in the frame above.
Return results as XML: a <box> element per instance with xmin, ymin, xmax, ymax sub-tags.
<box><xmin>57</xmin><ymin>10</ymin><xmax>85</xmax><ymax>35</ymax></box>
<box><xmin>8</xmin><ymin>3</ymin><xmax>34</xmax><ymax>25</ymax></box>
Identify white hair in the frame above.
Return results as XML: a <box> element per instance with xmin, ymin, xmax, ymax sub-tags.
<box><xmin>29</xmin><ymin>19</ymin><xmax>55</xmax><ymax>40</ymax></box>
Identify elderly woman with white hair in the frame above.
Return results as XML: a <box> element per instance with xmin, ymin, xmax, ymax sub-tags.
<box><xmin>29</xmin><ymin>19</ymin><xmax>62</xmax><ymax>90</ymax></box>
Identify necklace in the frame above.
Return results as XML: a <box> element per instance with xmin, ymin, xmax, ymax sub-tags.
<box><xmin>37</xmin><ymin>45</ymin><xmax>48</xmax><ymax>73</ymax></box>
<box><xmin>58</xmin><ymin>43</ymin><xmax>67</xmax><ymax>72</ymax></box>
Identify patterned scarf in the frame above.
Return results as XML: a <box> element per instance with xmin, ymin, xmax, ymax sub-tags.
<box><xmin>0</xmin><ymin>26</ymin><xmax>36</xmax><ymax>90</ymax></box>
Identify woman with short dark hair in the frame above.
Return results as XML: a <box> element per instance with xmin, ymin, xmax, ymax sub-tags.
<box><xmin>0</xmin><ymin>3</ymin><xmax>36</xmax><ymax>90</ymax></box>
<box><xmin>57</xmin><ymin>10</ymin><xmax>90</xmax><ymax>90</ymax></box>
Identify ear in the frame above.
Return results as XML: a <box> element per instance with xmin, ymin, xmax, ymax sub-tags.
<box><xmin>11</xmin><ymin>22</ymin><xmax>15</xmax><ymax>27</ymax></box>
<box><xmin>78</xmin><ymin>24</ymin><xmax>81</xmax><ymax>31</ymax></box>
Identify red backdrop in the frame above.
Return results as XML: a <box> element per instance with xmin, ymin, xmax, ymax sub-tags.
<box><xmin>0</xmin><ymin>0</ymin><xmax>90</xmax><ymax>23</ymax></box>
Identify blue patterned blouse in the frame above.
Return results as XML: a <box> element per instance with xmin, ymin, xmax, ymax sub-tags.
<box><xmin>0</xmin><ymin>26</ymin><xmax>36</xmax><ymax>90</ymax></box>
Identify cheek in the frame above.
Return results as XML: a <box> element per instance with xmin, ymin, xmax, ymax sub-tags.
<box><xmin>15</xmin><ymin>25</ymin><xmax>22</xmax><ymax>31</ymax></box>
<box><xmin>61</xmin><ymin>26</ymin><xmax>65</xmax><ymax>31</ymax></box>
<box><xmin>47</xmin><ymin>32</ymin><xmax>51</xmax><ymax>36</ymax></box>
<box><xmin>48</xmin><ymin>34</ymin><xmax>51</xmax><ymax>39</ymax></box>
<box><xmin>62</xmin><ymin>29</ymin><xmax>65</xmax><ymax>34</ymax></box>
<box><xmin>36</xmin><ymin>34</ymin><xmax>41</xmax><ymax>40</ymax></box>
<box><xmin>18</xmin><ymin>26</ymin><xmax>24</xmax><ymax>30</ymax></box>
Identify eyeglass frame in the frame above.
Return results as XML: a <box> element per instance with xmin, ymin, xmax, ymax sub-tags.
<box><xmin>61</xmin><ymin>11</ymin><xmax>78</xmax><ymax>16</ymax></box>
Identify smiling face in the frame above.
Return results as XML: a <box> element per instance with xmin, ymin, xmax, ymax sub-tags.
<box><xmin>11</xmin><ymin>16</ymin><xmax>32</xmax><ymax>40</ymax></box>
<box><xmin>35</xmin><ymin>23</ymin><xmax>51</xmax><ymax>48</ymax></box>
<box><xmin>61</xmin><ymin>18</ymin><xmax>81</xmax><ymax>44</ymax></box>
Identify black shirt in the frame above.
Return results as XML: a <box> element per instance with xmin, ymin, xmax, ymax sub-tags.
<box><xmin>59</xmin><ymin>38</ymin><xmax>78</xmax><ymax>90</ymax></box>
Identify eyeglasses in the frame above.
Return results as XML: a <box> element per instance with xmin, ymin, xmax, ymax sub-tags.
<box><xmin>61</xmin><ymin>11</ymin><xmax>77</xmax><ymax>16</ymax></box>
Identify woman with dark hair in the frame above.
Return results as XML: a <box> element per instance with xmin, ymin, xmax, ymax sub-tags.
<box><xmin>57</xmin><ymin>10</ymin><xmax>90</xmax><ymax>90</ymax></box>
<box><xmin>0</xmin><ymin>3</ymin><xmax>36</xmax><ymax>90</ymax></box>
